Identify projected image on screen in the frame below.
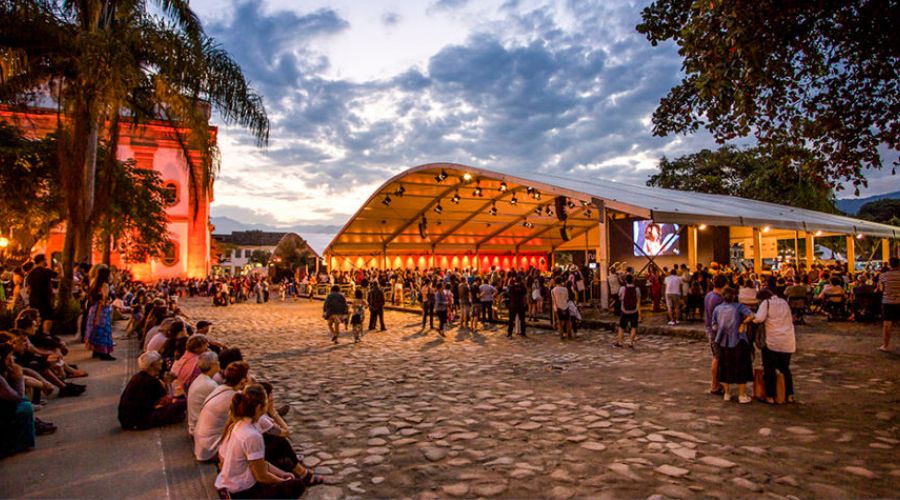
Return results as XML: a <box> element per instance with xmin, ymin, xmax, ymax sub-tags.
<box><xmin>633</xmin><ymin>220</ymin><xmax>681</xmax><ymax>257</ymax></box>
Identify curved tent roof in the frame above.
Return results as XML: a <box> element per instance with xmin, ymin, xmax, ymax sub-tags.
<box><xmin>325</xmin><ymin>163</ymin><xmax>897</xmax><ymax>257</ymax></box>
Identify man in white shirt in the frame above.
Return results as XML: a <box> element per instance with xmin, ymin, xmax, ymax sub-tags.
<box><xmin>664</xmin><ymin>268</ymin><xmax>683</xmax><ymax>325</ymax></box>
<box><xmin>551</xmin><ymin>277</ymin><xmax>572</xmax><ymax>340</ymax></box>
<box><xmin>194</xmin><ymin>361</ymin><xmax>249</xmax><ymax>461</ymax></box>
<box><xmin>478</xmin><ymin>281</ymin><xmax>498</xmax><ymax>323</ymax></box>
<box><xmin>187</xmin><ymin>351</ymin><xmax>219</xmax><ymax>435</ymax></box>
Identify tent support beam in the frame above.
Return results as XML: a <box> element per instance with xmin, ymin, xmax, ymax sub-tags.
<box><xmin>477</xmin><ymin>198</ymin><xmax>556</xmax><ymax>248</ymax></box>
<box><xmin>805</xmin><ymin>232</ymin><xmax>815</xmax><ymax>269</ymax></box>
<box><xmin>883</xmin><ymin>238</ymin><xmax>891</xmax><ymax>262</ymax></box>
<box><xmin>384</xmin><ymin>178</ymin><xmax>468</xmax><ymax>247</ymax></box>
<box><xmin>430</xmin><ymin>187</ymin><xmax>526</xmax><ymax>248</ymax></box>
<box><xmin>846</xmin><ymin>236</ymin><xmax>856</xmax><ymax>273</ymax></box>
<box><xmin>597</xmin><ymin>203</ymin><xmax>609</xmax><ymax>311</ymax></box>
<box><xmin>687</xmin><ymin>225</ymin><xmax>698</xmax><ymax>270</ymax></box>
<box><xmin>518</xmin><ymin>205</ymin><xmax>589</xmax><ymax>246</ymax></box>
<box><xmin>753</xmin><ymin>228</ymin><xmax>763</xmax><ymax>273</ymax></box>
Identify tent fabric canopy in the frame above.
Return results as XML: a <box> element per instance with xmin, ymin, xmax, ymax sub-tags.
<box><xmin>325</xmin><ymin>163</ymin><xmax>897</xmax><ymax>257</ymax></box>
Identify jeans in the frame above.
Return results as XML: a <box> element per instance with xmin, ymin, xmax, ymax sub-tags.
<box><xmin>436</xmin><ymin>309</ymin><xmax>448</xmax><ymax>331</ymax></box>
<box><xmin>762</xmin><ymin>347</ymin><xmax>794</xmax><ymax>398</ymax></box>
<box><xmin>368</xmin><ymin>308</ymin><xmax>385</xmax><ymax>330</ymax></box>
<box><xmin>480</xmin><ymin>301</ymin><xmax>494</xmax><ymax>322</ymax></box>
<box><xmin>422</xmin><ymin>303</ymin><xmax>434</xmax><ymax>329</ymax></box>
<box><xmin>508</xmin><ymin>309</ymin><xmax>526</xmax><ymax>335</ymax></box>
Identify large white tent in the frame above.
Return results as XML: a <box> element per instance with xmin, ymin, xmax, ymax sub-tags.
<box><xmin>325</xmin><ymin>163</ymin><xmax>897</xmax><ymax>304</ymax></box>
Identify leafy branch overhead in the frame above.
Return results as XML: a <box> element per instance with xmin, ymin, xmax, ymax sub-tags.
<box><xmin>637</xmin><ymin>0</ymin><xmax>900</xmax><ymax>193</ymax></box>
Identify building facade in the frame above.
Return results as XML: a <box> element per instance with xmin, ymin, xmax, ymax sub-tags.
<box><xmin>0</xmin><ymin>107</ymin><xmax>216</xmax><ymax>281</ymax></box>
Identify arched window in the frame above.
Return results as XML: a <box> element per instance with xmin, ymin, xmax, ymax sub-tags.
<box><xmin>162</xmin><ymin>182</ymin><xmax>179</xmax><ymax>206</ymax></box>
<box><xmin>161</xmin><ymin>241</ymin><xmax>179</xmax><ymax>267</ymax></box>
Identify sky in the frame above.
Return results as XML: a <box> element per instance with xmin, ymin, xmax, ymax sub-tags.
<box><xmin>191</xmin><ymin>0</ymin><xmax>899</xmax><ymax>248</ymax></box>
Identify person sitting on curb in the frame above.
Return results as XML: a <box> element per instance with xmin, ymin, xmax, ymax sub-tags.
<box><xmin>187</xmin><ymin>351</ymin><xmax>219</xmax><ymax>436</ymax></box>
<box><xmin>118</xmin><ymin>351</ymin><xmax>186</xmax><ymax>430</ymax></box>
<box><xmin>194</xmin><ymin>361</ymin><xmax>251</xmax><ymax>462</ymax></box>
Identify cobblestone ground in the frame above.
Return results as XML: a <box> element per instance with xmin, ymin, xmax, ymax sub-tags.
<box><xmin>182</xmin><ymin>298</ymin><xmax>898</xmax><ymax>500</ymax></box>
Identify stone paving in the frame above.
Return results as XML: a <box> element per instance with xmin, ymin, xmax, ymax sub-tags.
<box><xmin>182</xmin><ymin>298</ymin><xmax>899</xmax><ymax>499</ymax></box>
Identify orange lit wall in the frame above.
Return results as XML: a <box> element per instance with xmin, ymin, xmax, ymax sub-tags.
<box><xmin>329</xmin><ymin>252</ymin><xmax>548</xmax><ymax>273</ymax></box>
<box><xmin>0</xmin><ymin>108</ymin><xmax>216</xmax><ymax>281</ymax></box>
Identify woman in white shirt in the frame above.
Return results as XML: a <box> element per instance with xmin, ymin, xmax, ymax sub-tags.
<box><xmin>215</xmin><ymin>384</ymin><xmax>305</xmax><ymax>499</ymax></box>
<box><xmin>752</xmin><ymin>289</ymin><xmax>796</xmax><ymax>404</ymax></box>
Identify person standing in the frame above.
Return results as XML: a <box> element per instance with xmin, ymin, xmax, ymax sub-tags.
<box><xmin>367</xmin><ymin>282</ymin><xmax>386</xmax><ymax>332</ymax></box>
<box><xmin>712</xmin><ymin>288</ymin><xmax>754</xmax><ymax>404</ymax></box>
<box><xmin>420</xmin><ymin>279</ymin><xmax>434</xmax><ymax>331</ymax></box>
<box><xmin>434</xmin><ymin>283</ymin><xmax>453</xmax><ymax>337</ymax></box>
<box><xmin>704</xmin><ymin>275</ymin><xmax>728</xmax><ymax>394</ymax></box>
<box><xmin>648</xmin><ymin>265</ymin><xmax>662</xmax><ymax>312</ymax></box>
<box><xmin>664</xmin><ymin>268</ymin><xmax>683</xmax><ymax>325</ymax></box>
<box><xmin>85</xmin><ymin>265</ymin><xmax>115</xmax><ymax>361</ymax></box>
<box><xmin>323</xmin><ymin>286</ymin><xmax>348</xmax><ymax>344</ymax></box>
<box><xmin>752</xmin><ymin>289</ymin><xmax>796</xmax><ymax>404</ymax></box>
<box><xmin>877</xmin><ymin>257</ymin><xmax>900</xmax><ymax>352</ymax></box>
<box><xmin>506</xmin><ymin>277</ymin><xmax>528</xmax><ymax>338</ymax></box>
<box><xmin>349</xmin><ymin>289</ymin><xmax>367</xmax><ymax>343</ymax></box>
<box><xmin>457</xmin><ymin>279</ymin><xmax>472</xmax><ymax>332</ymax></box>
<box><xmin>551</xmin><ymin>277</ymin><xmax>572</xmax><ymax>340</ymax></box>
<box><xmin>615</xmin><ymin>274</ymin><xmax>640</xmax><ymax>348</ymax></box>
<box><xmin>25</xmin><ymin>255</ymin><xmax>57</xmax><ymax>336</ymax></box>
<box><xmin>478</xmin><ymin>280</ymin><xmax>498</xmax><ymax>324</ymax></box>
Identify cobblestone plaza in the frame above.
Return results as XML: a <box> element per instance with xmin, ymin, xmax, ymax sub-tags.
<box><xmin>183</xmin><ymin>298</ymin><xmax>898</xmax><ymax>499</ymax></box>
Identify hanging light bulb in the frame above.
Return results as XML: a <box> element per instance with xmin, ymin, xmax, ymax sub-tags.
<box><xmin>462</xmin><ymin>172</ymin><xmax>473</xmax><ymax>182</ymax></box>
<box><xmin>533</xmin><ymin>190</ymin><xmax>541</xmax><ymax>200</ymax></box>
<box><xmin>510</xmin><ymin>195</ymin><xmax>518</xmax><ymax>206</ymax></box>
<box><xmin>451</xmin><ymin>192</ymin><xmax>461</xmax><ymax>204</ymax></box>
<box><xmin>499</xmin><ymin>182</ymin><xmax>508</xmax><ymax>192</ymax></box>
<box><xmin>473</xmin><ymin>181</ymin><xmax>483</xmax><ymax>197</ymax></box>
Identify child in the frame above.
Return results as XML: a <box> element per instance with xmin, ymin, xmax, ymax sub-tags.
<box><xmin>350</xmin><ymin>289</ymin><xmax>367</xmax><ymax>343</ymax></box>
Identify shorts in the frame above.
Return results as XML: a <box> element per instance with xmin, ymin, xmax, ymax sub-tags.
<box><xmin>665</xmin><ymin>294</ymin><xmax>682</xmax><ymax>310</ymax></box>
<box><xmin>882</xmin><ymin>303</ymin><xmax>900</xmax><ymax>322</ymax></box>
<box><xmin>556</xmin><ymin>308</ymin><xmax>570</xmax><ymax>322</ymax></box>
<box><xmin>708</xmin><ymin>337</ymin><xmax>721</xmax><ymax>357</ymax></box>
<box><xmin>619</xmin><ymin>312</ymin><xmax>639</xmax><ymax>330</ymax></box>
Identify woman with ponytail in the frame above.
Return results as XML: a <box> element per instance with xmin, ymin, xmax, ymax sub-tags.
<box><xmin>214</xmin><ymin>384</ymin><xmax>306</xmax><ymax>499</ymax></box>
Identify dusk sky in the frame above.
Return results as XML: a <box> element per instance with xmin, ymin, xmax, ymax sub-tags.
<box><xmin>191</xmin><ymin>0</ymin><xmax>899</xmax><ymax>249</ymax></box>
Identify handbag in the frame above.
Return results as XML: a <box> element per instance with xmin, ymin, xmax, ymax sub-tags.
<box><xmin>753</xmin><ymin>368</ymin><xmax>766</xmax><ymax>400</ymax></box>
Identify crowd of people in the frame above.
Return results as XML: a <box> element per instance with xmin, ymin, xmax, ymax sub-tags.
<box><xmin>114</xmin><ymin>280</ymin><xmax>325</xmax><ymax>498</ymax></box>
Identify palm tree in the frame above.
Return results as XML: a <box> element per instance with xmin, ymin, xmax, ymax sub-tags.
<box><xmin>0</xmin><ymin>0</ymin><xmax>268</xmax><ymax>320</ymax></box>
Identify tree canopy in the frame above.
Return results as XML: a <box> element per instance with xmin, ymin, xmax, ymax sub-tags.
<box><xmin>857</xmin><ymin>198</ymin><xmax>900</xmax><ymax>226</ymax></box>
<box><xmin>647</xmin><ymin>145</ymin><xmax>838</xmax><ymax>213</ymax></box>
<box><xmin>637</xmin><ymin>0</ymin><xmax>900</xmax><ymax>193</ymax></box>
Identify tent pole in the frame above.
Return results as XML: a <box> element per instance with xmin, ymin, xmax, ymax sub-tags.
<box><xmin>846</xmin><ymin>235</ymin><xmax>856</xmax><ymax>274</ymax></box>
<box><xmin>753</xmin><ymin>228</ymin><xmax>763</xmax><ymax>274</ymax></box>
<box><xmin>687</xmin><ymin>225</ymin><xmax>698</xmax><ymax>270</ymax></box>
<box><xmin>805</xmin><ymin>233</ymin><xmax>815</xmax><ymax>270</ymax></box>
<box><xmin>597</xmin><ymin>204</ymin><xmax>609</xmax><ymax>311</ymax></box>
<box><xmin>793</xmin><ymin>232</ymin><xmax>799</xmax><ymax>266</ymax></box>
<box><xmin>883</xmin><ymin>238</ymin><xmax>891</xmax><ymax>262</ymax></box>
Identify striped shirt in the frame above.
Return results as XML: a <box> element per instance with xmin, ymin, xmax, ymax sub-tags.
<box><xmin>878</xmin><ymin>270</ymin><xmax>900</xmax><ymax>304</ymax></box>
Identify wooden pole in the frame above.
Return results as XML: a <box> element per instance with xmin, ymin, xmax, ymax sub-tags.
<box><xmin>846</xmin><ymin>235</ymin><xmax>856</xmax><ymax>274</ymax></box>
<box><xmin>597</xmin><ymin>205</ymin><xmax>609</xmax><ymax>311</ymax></box>
<box><xmin>805</xmin><ymin>233</ymin><xmax>815</xmax><ymax>269</ymax></box>
<box><xmin>882</xmin><ymin>238</ymin><xmax>891</xmax><ymax>262</ymax></box>
<box><xmin>687</xmin><ymin>226</ymin><xmax>698</xmax><ymax>270</ymax></box>
<box><xmin>752</xmin><ymin>228</ymin><xmax>762</xmax><ymax>274</ymax></box>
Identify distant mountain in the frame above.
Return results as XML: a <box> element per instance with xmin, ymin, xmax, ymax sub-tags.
<box><xmin>836</xmin><ymin>191</ymin><xmax>900</xmax><ymax>215</ymax></box>
<box><xmin>210</xmin><ymin>216</ymin><xmax>341</xmax><ymax>255</ymax></box>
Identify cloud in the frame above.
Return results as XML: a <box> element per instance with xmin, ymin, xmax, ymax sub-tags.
<box><xmin>432</xmin><ymin>0</ymin><xmax>470</xmax><ymax>11</ymax></box>
<box><xmin>381</xmin><ymin>12</ymin><xmax>401</xmax><ymax>26</ymax></box>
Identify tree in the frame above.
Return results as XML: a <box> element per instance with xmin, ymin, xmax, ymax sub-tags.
<box><xmin>0</xmin><ymin>121</ymin><xmax>171</xmax><ymax>263</ymax></box>
<box><xmin>0</xmin><ymin>0</ymin><xmax>268</xmax><ymax>318</ymax></box>
<box><xmin>857</xmin><ymin>199</ymin><xmax>900</xmax><ymax>226</ymax></box>
<box><xmin>647</xmin><ymin>145</ymin><xmax>838</xmax><ymax>213</ymax></box>
<box><xmin>248</xmin><ymin>249</ymin><xmax>272</xmax><ymax>266</ymax></box>
<box><xmin>637</xmin><ymin>0</ymin><xmax>900</xmax><ymax>193</ymax></box>
<box><xmin>0</xmin><ymin>122</ymin><xmax>63</xmax><ymax>260</ymax></box>
<box><xmin>272</xmin><ymin>234</ymin><xmax>316</xmax><ymax>280</ymax></box>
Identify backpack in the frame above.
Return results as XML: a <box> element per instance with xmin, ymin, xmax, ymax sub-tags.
<box><xmin>622</xmin><ymin>285</ymin><xmax>638</xmax><ymax>311</ymax></box>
